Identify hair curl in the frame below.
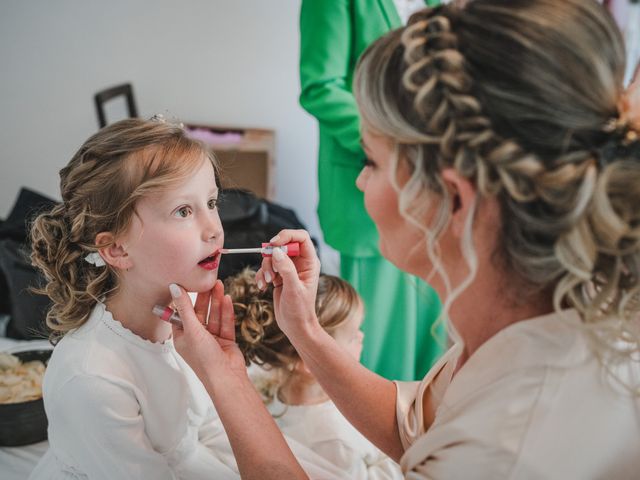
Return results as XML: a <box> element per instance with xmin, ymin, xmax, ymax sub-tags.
<box><xmin>30</xmin><ymin>118</ymin><xmax>219</xmax><ymax>343</ymax></box>
<box><xmin>227</xmin><ymin>269</ymin><xmax>361</xmax><ymax>400</ymax></box>
<box><xmin>353</xmin><ymin>0</ymin><xmax>640</xmax><ymax>381</ymax></box>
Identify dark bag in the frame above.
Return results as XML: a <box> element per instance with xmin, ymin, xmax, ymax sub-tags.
<box><xmin>217</xmin><ymin>189</ymin><xmax>317</xmax><ymax>280</ymax></box>
<box><xmin>0</xmin><ymin>239</ymin><xmax>49</xmax><ymax>339</ymax></box>
<box><xmin>0</xmin><ymin>188</ymin><xmax>56</xmax><ymax>339</ymax></box>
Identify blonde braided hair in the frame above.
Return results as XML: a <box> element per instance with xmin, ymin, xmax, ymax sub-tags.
<box><xmin>354</xmin><ymin>0</ymin><xmax>640</xmax><ymax>378</ymax></box>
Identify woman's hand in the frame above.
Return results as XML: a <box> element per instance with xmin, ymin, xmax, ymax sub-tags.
<box><xmin>169</xmin><ymin>280</ymin><xmax>247</xmax><ymax>388</ymax></box>
<box><xmin>256</xmin><ymin>229</ymin><xmax>322</xmax><ymax>341</ymax></box>
<box><xmin>628</xmin><ymin>68</ymin><xmax>640</xmax><ymax>132</ymax></box>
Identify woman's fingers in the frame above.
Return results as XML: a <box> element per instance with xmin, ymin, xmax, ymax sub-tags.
<box><xmin>219</xmin><ymin>295</ymin><xmax>236</xmax><ymax>342</ymax></box>
<box><xmin>261</xmin><ymin>257</ymin><xmax>276</xmax><ymax>283</ymax></box>
<box><xmin>208</xmin><ymin>280</ymin><xmax>224</xmax><ymax>336</ymax></box>
<box><xmin>193</xmin><ymin>289</ymin><xmax>211</xmax><ymax>324</ymax></box>
<box><xmin>169</xmin><ymin>283</ymin><xmax>199</xmax><ymax>333</ymax></box>
<box><xmin>259</xmin><ymin>229</ymin><xmax>318</xmax><ymax>288</ymax></box>
<box><xmin>627</xmin><ymin>72</ymin><xmax>640</xmax><ymax>131</ymax></box>
<box><xmin>271</xmin><ymin>230</ymin><xmax>315</xmax><ymax>256</ymax></box>
<box><xmin>255</xmin><ymin>269</ymin><xmax>267</xmax><ymax>291</ymax></box>
<box><xmin>270</xmin><ymin>248</ymin><xmax>299</xmax><ymax>285</ymax></box>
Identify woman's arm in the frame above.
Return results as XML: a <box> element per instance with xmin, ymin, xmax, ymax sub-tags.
<box><xmin>170</xmin><ymin>282</ymin><xmax>308</xmax><ymax>480</ymax></box>
<box><xmin>288</xmin><ymin>317</ymin><xmax>404</xmax><ymax>461</ymax></box>
<box><xmin>259</xmin><ymin>231</ymin><xmax>405</xmax><ymax>461</ymax></box>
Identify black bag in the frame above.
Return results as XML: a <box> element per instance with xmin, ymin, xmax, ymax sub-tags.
<box><xmin>0</xmin><ymin>188</ymin><xmax>56</xmax><ymax>339</ymax></box>
<box><xmin>0</xmin><ymin>239</ymin><xmax>49</xmax><ymax>339</ymax></box>
<box><xmin>217</xmin><ymin>189</ymin><xmax>317</xmax><ymax>280</ymax></box>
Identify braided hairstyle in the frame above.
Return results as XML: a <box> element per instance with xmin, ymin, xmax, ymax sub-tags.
<box><xmin>354</xmin><ymin>0</ymin><xmax>640</xmax><ymax>370</ymax></box>
<box><xmin>30</xmin><ymin>118</ymin><xmax>219</xmax><ymax>343</ymax></box>
<box><xmin>228</xmin><ymin>269</ymin><xmax>361</xmax><ymax>401</ymax></box>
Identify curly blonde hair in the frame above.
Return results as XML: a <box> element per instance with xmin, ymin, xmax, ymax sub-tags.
<box><xmin>353</xmin><ymin>0</ymin><xmax>640</xmax><ymax>378</ymax></box>
<box><xmin>30</xmin><ymin>118</ymin><xmax>219</xmax><ymax>343</ymax></box>
<box><xmin>227</xmin><ymin>269</ymin><xmax>361</xmax><ymax>400</ymax></box>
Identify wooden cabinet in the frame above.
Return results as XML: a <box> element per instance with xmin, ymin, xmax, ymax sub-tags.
<box><xmin>184</xmin><ymin>124</ymin><xmax>275</xmax><ymax>200</ymax></box>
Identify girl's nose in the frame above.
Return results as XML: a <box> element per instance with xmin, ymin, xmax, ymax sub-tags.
<box><xmin>203</xmin><ymin>215</ymin><xmax>223</xmax><ymax>242</ymax></box>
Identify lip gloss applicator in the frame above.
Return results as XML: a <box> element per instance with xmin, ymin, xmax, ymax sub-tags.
<box><xmin>152</xmin><ymin>305</ymin><xmax>183</xmax><ymax>329</ymax></box>
<box><xmin>220</xmin><ymin>242</ymin><xmax>300</xmax><ymax>257</ymax></box>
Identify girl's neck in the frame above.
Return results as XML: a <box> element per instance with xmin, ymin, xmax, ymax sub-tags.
<box><xmin>104</xmin><ymin>285</ymin><xmax>172</xmax><ymax>344</ymax></box>
<box><xmin>278</xmin><ymin>371</ymin><xmax>330</xmax><ymax>406</ymax></box>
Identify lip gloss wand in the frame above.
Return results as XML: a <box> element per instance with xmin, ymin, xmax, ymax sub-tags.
<box><xmin>220</xmin><ymin>242</ymin><xmax>300</xmax><ymax>257</ymax></box>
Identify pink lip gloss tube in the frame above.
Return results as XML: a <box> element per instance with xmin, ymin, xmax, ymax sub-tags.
<box><xmin>152</xmin><ymin>305</ymin><xmax>183</xmax><ymax>329</ymax></box>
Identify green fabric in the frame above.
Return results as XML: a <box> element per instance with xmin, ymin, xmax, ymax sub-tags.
<box><xmin>300</xmin><ymin>0</ymin><xmax>444</xmax><ymax>380</ymax></box>
<box><xmin>300</xmin><ymin>0</ymin><xmax>435</xmax><ymax>256</ymax></box>
<box><xmin>341</xmin><ymin>255</ymin><xmax>445</xmax><ymax>381</ymax></box>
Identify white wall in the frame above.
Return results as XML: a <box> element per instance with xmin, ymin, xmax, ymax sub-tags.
<box><xmin>0</xmin><ymin>0</ymin><xmax>332</xmax><ymax>259</ymax></box>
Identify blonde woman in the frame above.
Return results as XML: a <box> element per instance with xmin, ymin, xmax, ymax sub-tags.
<box><xmin>169</xmin><ymin>0</ymin><xmax>640</xmax><ymax>478</ymax></box>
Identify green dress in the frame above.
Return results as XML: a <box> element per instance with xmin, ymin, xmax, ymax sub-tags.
<box><xmin>300</xmin><ymin>0</ymin><xmax>444</xmax><ymax>381</ymax></box>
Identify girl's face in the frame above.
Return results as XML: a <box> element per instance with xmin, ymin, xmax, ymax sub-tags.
<box><xmin>121</xmin><ymin>157</ymin><xmax>224</xmax><ymax>295</ymax></box>
<box><xmin>356</xmin><ymin>128</ymin><xmax>429</xmax><ymax>277</ymax></box>
<box><xmin>331</xmin><ymin>301</ymin><xmax>365</xmax><ymax>361</ymax></box>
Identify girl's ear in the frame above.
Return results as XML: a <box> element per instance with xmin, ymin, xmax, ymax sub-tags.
<box><xmin>95</xmin><ymin>232</ymin><xmax>132</xmax><ymax>270</ymax></box>
<box><xmin>441</xmin><ymin>168</ymin><xmax>478</xmax><ymax>237</ymax></box>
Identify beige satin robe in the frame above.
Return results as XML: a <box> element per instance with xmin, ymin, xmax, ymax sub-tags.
<box><xmin>394</xmin><ymin>310</ymin><xmax>640</xmax><ymax>479</ymax></box>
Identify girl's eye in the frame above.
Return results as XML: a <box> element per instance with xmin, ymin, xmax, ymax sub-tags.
<box><xmin>175</xmin><ymin>206</ymin><xmax>192</xmax><ymax>218</ymax></box>
<box><xmin>208</xmin><ymin>198</ymin><xmax>218</xmax><ymax>210</ymax></box>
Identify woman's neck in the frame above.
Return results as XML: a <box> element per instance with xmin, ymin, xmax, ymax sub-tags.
<box><xmin>278</xmin><ymin>371</ymin><xmax>330</xmax><ymax>406</ymax></box>
<box><xmin>447</xmin><ymin>270</ymin><xmax>554</xmax><ymax>373</ymax></box>
<box><xmin>104</xmin><ymin>284</ymin><xmax>173</xmax><ymax>344</ymax></box>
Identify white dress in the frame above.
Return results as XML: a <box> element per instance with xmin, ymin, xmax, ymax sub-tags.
<box><xmin>394</xmin><ymin>310</ymin><xmax>640</xmax><ymax>479</ymax></box>
<box><xmin>27</xmin><ymin>303</ymin><xmax>347</xmax><ymax>480</ymax></box>
<box><xmin>267</xmin><ymin>396</ymin><xmax>403</xmax><ymax>479</ymax></box>
<box><xmin>28</xmin><ymin>302</ymin><xmax>238</xmax><ymax>480</ymax></box>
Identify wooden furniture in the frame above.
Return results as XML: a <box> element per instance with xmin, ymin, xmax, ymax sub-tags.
<box><xmin>184</xmin><ymin>124</ymin><xmax>276</xmax><ymax>200</ymax></box>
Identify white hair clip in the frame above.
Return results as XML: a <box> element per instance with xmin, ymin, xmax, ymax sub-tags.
<box><xmin>84</xmin><ymin>252</ymin><xmax>106</xmax><ymax>267</ymax></box>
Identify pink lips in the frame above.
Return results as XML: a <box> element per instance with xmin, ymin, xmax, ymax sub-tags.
<box><xmin>198</xmin><ymin>250</ymin><xmax>220</xmax><ymax>270</ymax></box>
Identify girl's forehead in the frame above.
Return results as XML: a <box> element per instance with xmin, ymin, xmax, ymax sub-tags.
<box><xmin>136</xmin><ymin>158</ymin><xmax>217</xmax><ymax>206</ymax></box>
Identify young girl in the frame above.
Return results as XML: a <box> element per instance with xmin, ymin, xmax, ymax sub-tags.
<box><xmin>228</xmin><ymin>269</ymin><xmax>402</xmax><ymax>480</ymax></box>
<box><xmin>28</xmin><ymin>117</ymin><xmax>238</xmax><ymax>479</ymax></box>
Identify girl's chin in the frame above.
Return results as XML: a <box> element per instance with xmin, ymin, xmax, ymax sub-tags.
<box><xmin>186</xmin><ymin>276</ymin><xmax>219</xmax><ymax>293</ymax></box>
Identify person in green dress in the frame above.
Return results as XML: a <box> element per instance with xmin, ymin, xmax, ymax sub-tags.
<box><xmin>299</xmin><ymin>0</ymin><xmax>444</xmax><ymax>380</ymax></box>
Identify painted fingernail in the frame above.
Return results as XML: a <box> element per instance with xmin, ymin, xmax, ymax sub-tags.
<box><xmin>270</xmin><ymin>235</ymin><xmax>280</xmax><ymax>243</ymax></box>
<box><xmin>272</xmin><ymin>248</ymin><xmax>284</xmax><ymax>260</ymax></box>
<box><xmin>169</xmin><ymin>283</ymin><xmax>181</xmax><ymax>299</ymax></box>
<box><xmin>265</xmin><ymin>271</ymin><xmax>272</xmax><ymax>283</ymax></box>
<box><xmin>257</xmin><ymin>278</ymin><xmax>265</xmax><ymax>290</ymax></box>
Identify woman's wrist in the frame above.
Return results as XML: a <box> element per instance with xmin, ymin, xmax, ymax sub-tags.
<box><xmin>203</xmin><ymin>366</ymin><xmax>253</xmax><ymax>401</ymax></box>
<box><xmin>286</xmin><ymin>314</ymin><xmax>327</xmax><ymax>355</ymax></box>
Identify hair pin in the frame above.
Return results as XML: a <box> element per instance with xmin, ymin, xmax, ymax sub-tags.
<box><xmin>84</xmin><ymin>252</ymin><xmax>106</xmax><ymax>267</ymax></box>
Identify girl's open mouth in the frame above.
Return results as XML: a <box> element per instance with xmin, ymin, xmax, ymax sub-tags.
<box><xmin>197</xmin><ymin>251</ymin><xmax>220</xmax><ymax>270</ymax></box>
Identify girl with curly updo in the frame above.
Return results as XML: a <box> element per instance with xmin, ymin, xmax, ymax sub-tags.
<box><xmin>168</xmin><ymin>0</ymin><xmax>640</xmax><ymax>478</ymax></box>
<box><xmin>227</xmin><ymin>269</ymin><xmax>401</xmax><ymax>479</ymax></box>
<box><xmin>28</xmin><ymin>118</ymin><xmax>239</xmax><ymax>479</ymax></box>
